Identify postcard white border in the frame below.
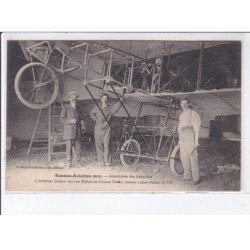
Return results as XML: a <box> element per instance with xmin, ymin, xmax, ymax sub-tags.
<box><xmin>1</xmin><ymin>32</ymin><xmax>250</xmax><ymax>214</ymax></box>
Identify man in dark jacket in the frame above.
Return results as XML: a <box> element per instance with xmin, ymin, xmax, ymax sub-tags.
<box><xmin>60</xmin><ymin>91</ymin><xmax>84</xmax><ymax>168</ymax></box>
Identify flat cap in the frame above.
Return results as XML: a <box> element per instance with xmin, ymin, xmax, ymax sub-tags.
<box><xmin>68</xmin><ymin>91</ymin><xmax>79</xmax><ymax>99</ymax></box>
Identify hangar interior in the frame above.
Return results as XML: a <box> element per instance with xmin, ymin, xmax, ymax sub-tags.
<box><xmin>6</xmin><ymin>40</ymin><xmax>241</xmax><ymax>191</ymax></box>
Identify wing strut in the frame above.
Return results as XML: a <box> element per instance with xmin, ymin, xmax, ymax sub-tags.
<box><xmin>109</xmin><ymin>83</ymin><xmax>155</xmax><ymax>156</ymax></box>
<box><xmin>84</xmin><ymin>84</ymin><xmax>122</xmax><ymax>147</ymax></box>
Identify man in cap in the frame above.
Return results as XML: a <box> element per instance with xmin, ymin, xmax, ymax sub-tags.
<box><xmin>60</xmin><ymin>91</ymin><xmax>85</xmax><ymax>168</ymax></box>
<box><xmin>90</xmin><ymin>94</ymin><xmax>122</xmax><ymax>167</ymax></box>
<box><xmin>140</xmin><ymin>61</ymin><xmax>153</xmax><ymax>92</ymax></box>
<box><xmin>151</xmin><ymin>57</ymin><xmax>162</xmax><ymax>93</ymax></box>
<box><xmin>178</xmin><ymin>97</ymin><xmax>202</xmax><ymax>184</ymax></box>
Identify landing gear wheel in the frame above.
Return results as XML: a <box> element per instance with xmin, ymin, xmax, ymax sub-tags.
<box><xmin>170</xmin><ymin>144</ymin><xmax>184</xmax><ymax>176</ymax></box>
<box><xmin>120</xmin><ymin>139</ymin><xmax>141</xmax><ymax>168</ymax></box>
<box><xmin>14</xmin><ymin>62</ymin><xmax>59</xmax><ymax>109</ymax></box>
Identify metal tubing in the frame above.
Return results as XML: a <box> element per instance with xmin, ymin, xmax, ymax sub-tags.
<box><xmin>26</xmin><ymin>41</ymin><xmax>51</xmax><ymax>52</ymax></box>
<box><xmin>70</xmin><ymin>42</ymin><xmax>87</xmax><ymax>50</ymax></box>
<box><xmin>123</xmin><ymin>42</ymin><xmax>132</xmax><ymax>84</ymax></box>
<box><xmin>85</xmin><ymin>55</ymin><xmax>89</xmax><ymax>81</ymax></box>
<box><xmin>85</xmin><ymin>77</ymin><xmax>107</xmax><ymax>84</ymax></box>
<box><xmin>89</xmin><ymin>48</ymin><xmax>111</xmax><ymax>57</ymax></box>
<box><xmin>159</xmin><ymin>134</ymin><xmax>172</xmax><ymax>156</ymax></box>
<box><xmin>166</xmin><ymin>132</ymin><xmax>178</xmax><ymax>162</ymax></box>
<box><xmin>156</xmin><ymin>98</ymin><xmax>173</xmax><ymax>157</ymax></box>
<box><xmin>48</xmin><ymin>106</ymin><xmax>51</xmax><ymax>162</ymax></box>
<box><xmin>107</xmin><ymin>78</ymin><xmax>126</xmax><ymax>87</ymax></box>
<box><xmin>38</xmin><ymin>50</ymin><xmax>51</xmax><ymax>83</ymax></box>
<box><xmin>160</xmin><ymin>51</ymin><xmax>209</xmax><ymax>92</ymax></box>
<box><xmin>54</xmin><ymin>46</ymin><xmax>83</xmax><ymax>67</ymax></box>
<box><xmin>110</xmin><ymin>77</ymin><xmax>131</xmax><ymax>87</ymax></box>
<box><xmin>64</xmin><ymin>71</ymin><xmax>117</xmax><ymax>96</ymax></box>
<box><xmin>119</xmin><ymin>152</ymin><xmax>169</xmax><ymax>162</ymax></box>
<box><xmin>83</xmin><ymin>84</ymin><xmax>121</xmax><ymax>146</ymax></box>
<box><xmin>130</xmin><ymin>102</ymin><xmax>143</xmax><ymax>138</ymax></box>
<box><xmin>27</xmin><ymin>109</ymin><xmax>43</xmax><ymax>156</ymax></box>
<box><xmin>84</xmin><ymin>43</ymin><xmax>89</xmax><ymax>65</ymax></box>
<box><xmin>92</xmin><ymin>41</ymin><xmax>144</xmax><ymax>60</ymax></box>
<box><xmin>197</xmin><ymin>42</ymin><xmax>204</xmax><ymax>90</ymax></box>
<box><xmin>107</xmin><ymin>49</ymin><xmax>113</xmax><ymax>78</ymax></box>
<box><xmin>136</xmin><ymin>125</ymin><xmax>171</xmax><ymax>130</ymax></box>
<box><xmin>111</xmin><ymin>56</ymin><xmax>133</xmax><ymax>63</ymax></box>
<box><xmin>129</xmin><ymin>57</ymin><xmax>134</xmax><ymax>86</ymax></box>
<box><xmin>61</xmin><ymin>53</ymin><xmax>65</xmax><ymax>71</ymax></box>
<box><xmin>109</xmin><ymin>84</ymin><xmax>154</xmax><ymax>156</ymax></box>
<box><xmin>167</xmin><ymin>42</ymin><xmax>172</xmax><ymax>71</ymax></box>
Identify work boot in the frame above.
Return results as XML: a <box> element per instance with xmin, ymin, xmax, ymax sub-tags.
<box><xmin>193</xmin><ymin>180</ymin><xmax>201</xmax><ymax>185</ymax></box>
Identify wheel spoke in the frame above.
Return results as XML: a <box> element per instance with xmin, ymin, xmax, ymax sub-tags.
<box><xmin>28</xmin><ymin>88</ymin><xmax>38</xmax><ymax>103</ymax></box>
<box><xmin>31</xmin><ymin>67</ymin><xmax>36</xmax><ymax>82</ymax></box>
<box><xmin>34</xmin><ymin>67</ymin><xmax>40</xmax><ymax>81</ymax></box>
<box><xmin>15</xmin><ymin>63</ymin><xmax>59</xmax><ymax>109</ymax></box>
<box><xmin>22</xmin><ymin>80</ymin><xmax>36</xmax><ymax>85</ymax></box>
<box><xmin>42</xmin><ymin>89</ymin><xmax>49</xmax><ymax>103</ymax></box>
<box><xmin>122</xmin><ymin>140</ymin><xmax>140</xmax><ymax>166</ymax></box>
<box><xmin>23</xmin><ymin>87</ymin><xmax>37</xmax><ymax>97</ymax></box>
<box><xmin>38</xmin><ymin>66</ymin><xmax>49</xmax><ymax>83</ymax></box>
<box><xmin>41</xmin><ymin>77</ymin><xmax>58</xmax><ymax>87</ymax></box>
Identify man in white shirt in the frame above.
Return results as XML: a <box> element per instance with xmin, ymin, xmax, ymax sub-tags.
<box><xmin>178</xmin><ymin>98</ymin><xmax>201</xmax><ymax>184</ymax></box>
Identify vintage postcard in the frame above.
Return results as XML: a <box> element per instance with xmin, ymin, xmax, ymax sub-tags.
<box><xmin>2</xmin><ymin>33</ymin><xmax>241</xmax><ymax>192</ymax></box>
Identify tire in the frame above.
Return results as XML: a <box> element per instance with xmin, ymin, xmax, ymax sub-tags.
<box><xmin>120</xmin><ymin>139</ymin><xmax>141</xmax><ymax>168</ymax></box>
<box><xmin>170</xmin><ymin>144</ymin><xmax>184</xmax><ymax>176</ymax></box>
<box><xmin>14</xmin><ymin>62</ymin><xmax>59</xmax><ymax>109</ymax></box>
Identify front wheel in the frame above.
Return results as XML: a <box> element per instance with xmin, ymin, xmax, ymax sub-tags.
<box><xmin>14</xmin><ymin>62</ymin><xmax>59</xmax><ymax>109</ymax></box>
<box><xmin>170</xmin><ymin>144</ymin><xmax>184</xmax><ymax>176</ymax></box>
<box><xmin>120</xmin><ymin>139</ymin><xmax>141</xmax><ymax>168</ymax></box>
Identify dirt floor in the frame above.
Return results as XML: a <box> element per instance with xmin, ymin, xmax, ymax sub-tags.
<box><xmin>5</xmin><ymin>138</ymin><xmax>240</xmax><ymax>192</ymax></box>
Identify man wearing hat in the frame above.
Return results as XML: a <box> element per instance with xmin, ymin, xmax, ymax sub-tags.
<box><xmin>60</xmin><ymin>91</ymin><xmax>84</xmax><ymax>168</ymax></box>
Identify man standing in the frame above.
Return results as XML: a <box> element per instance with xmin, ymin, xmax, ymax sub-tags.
<box><xmin>140</xmin><ymin>61</ymin><xmax>153</xmax><ymax>92</ymax></box>
<box><xmin>151</xmin><ymin>57</ymin><xmax>162</xmax><ymax>93</ymax></box>
<box><xmin>90</xmin><ymin>94</ymin><xmax>121</xmax><ymax>167</ymax></box>
<box><xmin>60</xmin><ymin>91</ymin><xmax>84</xmax><ymax>168</ymax></box>
<box><xmin>178</xmin><ymin>98</ymin><xmax>201</xmax><ymax>184</ymax></box>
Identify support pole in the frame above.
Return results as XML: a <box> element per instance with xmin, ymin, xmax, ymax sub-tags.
<box><xmin>197</xmin><ymin>42</ymin><xmax>204</xmax><ymax>91</ymax></box>
<box><xmin>107</xmin><ymin>49</ymin><xmax>113</xmax><ymax>78</ymax></box>
<box><xmin>160</xmin><ymin>52</ymin><xmax>207</xmax><ymax>92</ymax></box>
<box><xmin>129</xmin><ymin>57</ymin><xmax>134</xmax><ymax>86</ymax></box>
<box><xmin>109</xmin><ymin>84</ymin><xmax>154</xmax><ymax>156</ymax></box>
<box><xmin>156</xmin><ymin>98</ymin><xmax>173</xmax><ymax>157</ymax></box>
<box><xmin>167</xmin><ymin>42</ymin><xmax>172</xmax><ymax>92</ymax></box>
<box><xmin>84</xmin><ymin>43</ymin><xmax>89</xmax><ymax>65</ymax></box>
<box><xmin>157</xmin><ymin>41</ymin><xmax>166</xmax><ymax>93</ymax></box>
<box><xmin>48</xmin><ymin>105</ymin><xmax>51</xmax><ymax>162</ymax></box>
<box><xmin>124</xmin><ymin>42</ymin><xmax>132</xmax><ymax>85</ymax></box>
<box><xmin>130</xmin><ymin>102</ymin><xmax>143</xmax><ymax>138</ymax></box>
<box><xmin>167</xmin><ymin>42</ymin><xmax>172</xmax><ymax>71</ymax></box>
<box><xmin>27</xmin><ymin>109</ymin><xmax>43</xmax><ymax>156</ymax></box>
<box><xmin>84</xmin><ymin>44</ymin><xmax>89</xmax><ymax>81</ymax></box>
<box><xmin>83</xmin><ymin>84</ymin><xmax>121</xmax><ymax>146</ymax></box>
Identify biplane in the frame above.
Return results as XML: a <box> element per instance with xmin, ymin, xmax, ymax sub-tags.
<box><xmin>12</xmin><ymin>40</ymin><xmax>241</xmax><ymax>175</ymax></box>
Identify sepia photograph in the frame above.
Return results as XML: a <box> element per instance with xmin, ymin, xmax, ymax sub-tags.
<box><xmin>4</xmin><ymin>36</ymin><xmax>241</xmax><ymax>192</ymax></box>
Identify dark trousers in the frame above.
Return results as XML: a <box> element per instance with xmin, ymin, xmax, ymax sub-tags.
<box><xmin>65</xmin><ymin>138</ymin><xmax>81</xmax><ymax>164</ymax></box>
